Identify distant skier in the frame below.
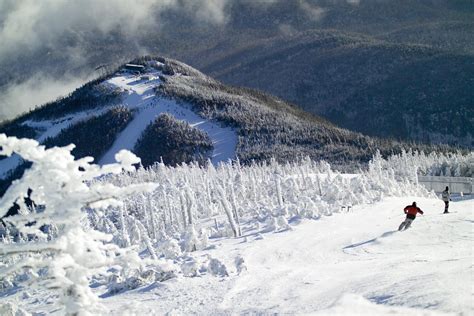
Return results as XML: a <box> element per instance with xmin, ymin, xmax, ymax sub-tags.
<box><xmin>442</xmin><ymin>186</ymin><xmax>451</xmax><ymax>214</ymax></box>
<box><xmin>398</xmin><ymin>202</ymin><xmax>424</xmax><ymax>231</ymax></box>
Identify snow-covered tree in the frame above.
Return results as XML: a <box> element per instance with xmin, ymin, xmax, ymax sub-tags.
<box><xmin>0</xmin><ymin>134</ymin><xmax>158</xmax><ymax>315</ymax></box>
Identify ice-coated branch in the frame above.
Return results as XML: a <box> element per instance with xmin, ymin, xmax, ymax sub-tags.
<box><xmin>0</xmin><ymin>134</ymin><xmax>158</xmax><ymax>315</ymax></box>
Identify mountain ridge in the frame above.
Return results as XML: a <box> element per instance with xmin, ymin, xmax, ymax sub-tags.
<box><xmin>1</xmin><ymin>1</ymin><xmax>472</xmax><ymax>146</ymax></box>
<box><xmin>201</xmin><ymin>30</ymin><xmax>474</xmax><ymax>147</ymax></box>
<box><xmin>0</xmin><ymin>55</ymin><xmax>460</xmax><ymax>197</ymax></box>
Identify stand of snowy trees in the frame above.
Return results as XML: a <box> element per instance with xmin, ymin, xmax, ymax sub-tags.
<box><xmin>0</xmin><ymin>133</ymin><xmax>471</xmax><ymax>315</ymax></box>
<box><xmin>89</xmin><ymin>154</ymin><xmax>433</xmax><ymax>257</ymax></box>
<box><xmin>377</xmin><ymin>149</ymin><xmax>474</xmax><ymax>178</ymax></box>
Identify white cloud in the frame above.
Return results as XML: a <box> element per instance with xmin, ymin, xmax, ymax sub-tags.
<box><xmin>0</xmin><ymin>0</ymin><xmax>234</xmax><ymax>121</ymax></box>
<box><xmin>182</xmin><ymin>0</ymin><xmax>230</xmax><ymax>25</ymax></box>
<box><xmin>0</xmin><ymin>0</ymin><xmax>345</xmax><ymax>121</ymax></box>
<box><xmin>347</xmin><ymin>0</ymin><xmax>361</xmax><ymax>5</ymax></box>
<box><xmin>0</xmin><ymin>0</ymin><xmax>232</xmax><ymax>63</ymax></box>
<box><xmin>0</xmin><ymin>73</ymin><xmax>88</xmax><ymax>121</ymax></box>
<box><xmin>298</xmin><ymin>0</ymin><xmax>326</xmax><ymax>22</ymax></box>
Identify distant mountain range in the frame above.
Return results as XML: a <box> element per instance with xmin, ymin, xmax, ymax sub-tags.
<box><xmin>0</xmin><ymin>56</ymin><xmax>455</xmax><ymax>196</ymax></box>
<box><xmin>203</xmin><ymin>30</ymin><xmax>474</xmax><ymax>146</ymax></box>
<box><xmin>1</xmin><ymin>0</ymin><xmax>472</xmax><ymax>147</ymax></box>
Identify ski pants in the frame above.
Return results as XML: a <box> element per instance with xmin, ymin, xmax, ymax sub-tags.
<box><xmin>399</xmin><ymin>218</ymin><xmax>414</xmax><ymax>231</ymax></box>
<box><xmin>444</xmin><ymin>201</ymin><xmax>449</xmax><ymax>213</ymax></box>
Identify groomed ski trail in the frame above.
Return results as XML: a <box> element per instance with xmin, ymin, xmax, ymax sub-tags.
<box><xmin>103</xmin><ymin>197</ymin><xmax>473</xmax><ymax>315</ymax></box>
<box><xmin>99</xmin><ymin>72</ymin><xmax>237</xmax><ymax>165</ymax></box>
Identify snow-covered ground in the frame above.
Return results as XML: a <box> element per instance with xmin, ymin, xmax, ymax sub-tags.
<box><xmin>1</xmin><ymin>139</ymin><xmax>472</xmax><ymax>315</ymax></box>
<box><xmin>98</xmin><ymin>197</ymin><xmax>473</xmax><ymax>315</ymax></box>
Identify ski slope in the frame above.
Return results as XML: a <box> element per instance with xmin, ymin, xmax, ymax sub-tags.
<box><xmin>99</xmin><ymin>72</ymin><xmax>237</xmax><ymax>165</ymax></box>
<box><xmin>102</xmin><ymin>197</ymin><xmax>473</xmax><ymax>315</ymax></box>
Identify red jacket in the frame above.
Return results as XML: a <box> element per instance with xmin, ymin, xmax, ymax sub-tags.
<box><xmin>404</xmin><ymin>205</ymin><xmax>424</xmax><ymax>218</ymax></box>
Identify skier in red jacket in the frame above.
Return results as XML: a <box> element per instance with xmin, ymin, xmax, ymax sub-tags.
<box><xmin>398</xmin><ymin>202</ymin><xmax>424</xmax><ymax>231</ymax></box>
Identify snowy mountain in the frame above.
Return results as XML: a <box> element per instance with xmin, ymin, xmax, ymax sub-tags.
<box><xmin>1</xmin><ymin>1</ymin><xmax>472</xmax><ymax>146</ymax></box>
<box><xmin>1</xmin><ymin>56</ymin><xmax>455</xmax><ymax>197</ymax></box>
<box><xmin>1</xmin><ymin>3</ymin><xmax>473</xmax><ymax>315</ymax></box>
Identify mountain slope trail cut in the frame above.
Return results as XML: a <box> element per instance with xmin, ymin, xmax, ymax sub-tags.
<box><xmin>99</xmin><ymin>72</ymin><xmax>237</xmax><ymax>165</ymax></box>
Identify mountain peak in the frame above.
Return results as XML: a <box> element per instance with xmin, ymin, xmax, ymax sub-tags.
<box><xmin>0</xmin><ymin>55</ymin><xmax>455</xmax><ymax>196</ymax></box>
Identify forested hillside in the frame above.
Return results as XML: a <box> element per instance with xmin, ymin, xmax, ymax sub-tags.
<box><xmin>0</xmin><ymin>56</ymin><xmax>459</xmax><ymax>197</ymax></box>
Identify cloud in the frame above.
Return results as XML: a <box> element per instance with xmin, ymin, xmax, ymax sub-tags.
<box><xmin>182</xmin><ymin>0</ymin><xmax>230</xmax><ymax>25</ymax></box>
<box><xmin>0</xmin><ymin>0</ymin><xmax>343</xmax><ymax>122</ymax></box>
<box><xmin>298</xmin><ymin>0</ymin><xmax>326</xmax><ymax>22</ymax></box>
<box><xmin>0</xmin><ymin>0</ymin><xmax>235</xmax><ymax>121</ymax></box>
<box><xmin>279</xmin><ymin>24</ymin><xmax>298</xmax><ymax>37</ymax></box>
<box><xmin>0</xmin><ymin>0</ymin><xmax>152</xmax><ymax>61</ymax></box>
<box><xmin>0</xmin><ymin>73</ymin><xmax>88</xmax><ymax>121</ymax></box>
<box><xmin>246</xmin><ymin>0</ymin><xmax>280</xmax><ymax>7</ymax></box>
<box><xmin>0</xmin><ymin>0</ymin><xmax>232</xmax><ymax>63</ymax></box>
<box><xmin>346</xmin><ymin>0</ymin><xmax>361</xmax><ymax>5</ymax></box>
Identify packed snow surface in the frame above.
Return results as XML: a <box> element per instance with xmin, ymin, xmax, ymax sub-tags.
<box><xmin>99</xmin><ymin>197</ymin><xmax>473</xmax><ymax>315</ymax></box>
